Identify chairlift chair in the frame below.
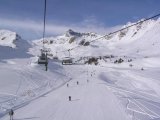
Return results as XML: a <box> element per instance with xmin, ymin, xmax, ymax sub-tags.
<box><xmin>38</xmin><ymin>51</ymin><xmax>48</xmax><ymax>65</ymax></box>
<box><xmin>62</xmin><ymin>57</ymin><xmax>73</xmax><ymax>65</ymax></box>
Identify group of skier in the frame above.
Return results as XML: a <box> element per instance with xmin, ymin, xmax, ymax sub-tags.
<box><xmin>66</xmin><ymin>70</ymin><xmax>95</xmax><ymax>101</ymax></box>
<box><xmin>67</xmin><ymin>81</ymin><xmax>80</xmax><ymax>101</ymax></box>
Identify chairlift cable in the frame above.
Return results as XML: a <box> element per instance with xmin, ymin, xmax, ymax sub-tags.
<box><xmin>57</xmin><ymin>13</ymin><xmax>160</xmax><ymax>53</ymax></box>
<box><xmin>42</xmin><ymin>0</ymin><xmax>47</xmax><ymax>50</ymax></box>
<box><xmin>90</xmin><ymin>13</ymin><xmax>160</xmax><ymax>43</ymax></box>
<box><xmin>38</xmin><ymin>0</ymin><xmax>48</xmax><ymax>71</ymax></box>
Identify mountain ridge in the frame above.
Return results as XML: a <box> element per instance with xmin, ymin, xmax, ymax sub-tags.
<box><xmin>29</xmin><ymin>18</ymin><xmax>160</xmax><ymax>59</ymax></box>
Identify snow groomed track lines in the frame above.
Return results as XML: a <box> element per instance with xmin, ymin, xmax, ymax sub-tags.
<box><xmin>99</xmin><ymin>82</ymin><xmax>160</xmax><ymax>119</ymax></box>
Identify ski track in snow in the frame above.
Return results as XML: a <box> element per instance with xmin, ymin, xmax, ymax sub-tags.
<box><xmin>97</xmin><ymin>67</ymin><xmax>160</xmax><ymax>120</ymax></box>
<box><xmin>1</xmin><ymin>65</ymin><xmax>129</xmax><ymax>120</ymax></box>
<box><xmin>0</xmin><ymin>62</ymin><xmax>159</xmax><ymax>120</ymax></box>
<box><xmin>0</xmin><ymin>59</ymin><xmax>70</xmax><ymax>118</ymax></box>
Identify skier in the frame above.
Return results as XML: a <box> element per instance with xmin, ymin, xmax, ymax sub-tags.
<box><xmin>9</xmin><ymin>109</ymin><xmax>14</xmax><ymax>120</ymax></box>
<box><xmin>67</xmin><ymin>84</ymin><xmax>69</xmax><ymax>87</ymax></box>
<box><xmin>87</xmin><ymin>79</ymin><xmax>89</xmax><ymax>83</ymax></box>
<box><xmin>77</xmin><ymin>81</ymin><xmax>79</xmax><ymax>85</ymax></box>
<box><xmin>69</xmin><ymin>96</ymin><xmax>71</xmax><ymax>101</ymax></box>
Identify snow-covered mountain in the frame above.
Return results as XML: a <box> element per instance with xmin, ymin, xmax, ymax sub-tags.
<box><xmin>1</xmin><ymin>18</ymin><xmax>160</xmax><ymax>120</ymax></box>
<box><xmin>31</xmin><ymin>18</ymin><xmax>160</xmax><ymax>59</ymax></box>
<box><xmin>0</xmin><ymin>30</ymin><xmax>32</xmax><ymax>60</ymax></box>
<box><xmin>107</xmin><ymin>18</ymin><xmax>160</xmax><ymax>57</ymax></box>
<box><xmin>0</xmin><ymin>30</ymin><xmax>20</xmax><ymax>48</ymax></box>
<box><xmin>30</xmin><ymin>29</ymin><xmax>102</xmax><ymax>58</ymax></box>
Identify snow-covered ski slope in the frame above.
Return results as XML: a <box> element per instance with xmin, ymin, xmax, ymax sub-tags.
<box><xmin>1</xmin><ymin>65</ymin><xmax>129</xmax><ymax>120</ymax></box>
<box><xmin>1</xmin><ymin>18</ymin><xmax>160</xmax><ymax>120</ymax></box>
<box><xmin>0</xmin><ymin>31</ymin><xmax>70</xmax><ymax>118</ymax></box>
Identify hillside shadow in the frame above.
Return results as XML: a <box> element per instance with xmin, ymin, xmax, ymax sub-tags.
<box><xmin>14</xmin><ymin>117</ymin><xmax>39</xmax><ymax>120</ymax></box>
<box><xmin>98</xmin><ymin>73</ymin><xmax>116</xmax><ymax>84</ymax></box>
<box><xmin>0</xmin><ymin>40</ymin><xmax>33</xmax><ymax>61</ymax></box>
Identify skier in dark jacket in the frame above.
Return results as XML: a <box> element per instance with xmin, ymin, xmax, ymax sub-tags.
<box><xmin>69</xmin><ymin>96</ymin><xmax>71</xmax><ymax>101</ymax></box>
<box><xmin>9</xmin><ymin>109</ymin><xmax>14</xmax><ymax>120</ymax></box>
<box><xmin>77</xmin><ymin>81</ymin><xmax>79</xmax><ymax>85</ymax></box>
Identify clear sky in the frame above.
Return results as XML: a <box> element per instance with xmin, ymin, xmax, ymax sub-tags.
<box><xmin>0</xmin><ymin>0</ymin><xmax>160</xmax><ymax>40</ymax></box>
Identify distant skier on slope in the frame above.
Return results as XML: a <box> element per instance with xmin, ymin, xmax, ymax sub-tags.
<box><xmin>69</xmin><ymin>96</ymin><xmax>71</xmax><ymax>101</ymax></box>
<box><xmin>9</xmin><ymin>109</ymin><xmax>14</xmax><ymax>120</ymax></box>
<box><xmin>77</xmin><ymin>81</ymin><xmax>79</xmax><ymax>85</ymax></box>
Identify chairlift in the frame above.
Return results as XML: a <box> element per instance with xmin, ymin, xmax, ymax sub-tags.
<box><xmin>38</xmin><ymin>50</ymin><xmax>48</xmax><ymax>65</ymax></box>
<box><xmin>37</xmin><ymin>0</ymin><xmax>48</xmax><ymax>71</ymax></box>
<box><xmin>53</xmin><ymin>51</ymin><xmax>58</xmax><ymax>59</ymax></box>
<box><xmin>38</xmin><ymin>50</ymin><xmax>48</xmax><ymax>71</ymax></box>
<box><xmin>62</xmin><ymin>57</ymin><xmax>73</xmax><ymax>65</ymax></box>
<box><xmin>53</xmin><ymin>56</ymin><xmax>58</xmax><ymax>60</ymax></box>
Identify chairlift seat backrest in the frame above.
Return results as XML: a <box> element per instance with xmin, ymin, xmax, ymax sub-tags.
<box><xmin>40</xmin><ymin>53</ymin><xmax>46</xmax><ymax>60</ymax></box>
<box><xmin>38</xmin><ymin>52</ymin><xmax>48</xmax><ymax>64</ymax></box>
<box><xmin>62</xmin><ymin>57</ymin><xmax>73</xmax><ymax>65</ymax></box>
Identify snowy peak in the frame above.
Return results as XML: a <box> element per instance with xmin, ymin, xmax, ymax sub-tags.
<box><xmin>65</xmin><ymin>29</ymin><xmax>98</xmax><ymax>38</ymax></box>
<box><xmin>0</xmin><ymin>30</ymin><xmax>21</xmax><ymax>48</ymax></box>
<box><xmin>116</xmin><ymin>19</ymin><xmax>158</xmax><ymax>41</ymax></box>
<box><xmin>34</xmin><ymin>29</ymin><xmax>99</xmax><ymax>46</ymax></box>
<box><xmin>0</xmin><ymin>29</ymin><xmax>32</xmax><ymax>60</ymax></box>
<box><xmin>64</xmin><ymin>29</ymin><xmax>99</xmax><ymax>45</ymax></box>
<box><xmin>65</xmin><ymin>29</ymin><xmax>82</xmax><ymax>37</ymax></box>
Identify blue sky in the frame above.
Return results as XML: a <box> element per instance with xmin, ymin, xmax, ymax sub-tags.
<box><xmin>0</xmin><ymin>0</ymin><xmax>160</xmax><ymax>40</ymax></box>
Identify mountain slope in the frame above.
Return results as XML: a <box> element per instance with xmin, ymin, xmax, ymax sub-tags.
<box><xmin>0</xmin><ymin>30</ymin><xmax>70</xmax><ymax>118</ymax></box>
<box><xmin>0</xmin><ymin>30</ymin><xmax>32</xmax><ymax>60</ymax></box>
<box><xmin>0</xmin><ymin>30</ymin><xmax>18</xmax><ymax>48</ymax></box>
<box><xmin>31</xmin><ymin>18</ymin><xmax>160</xmax><ymax>59</ymax></box>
